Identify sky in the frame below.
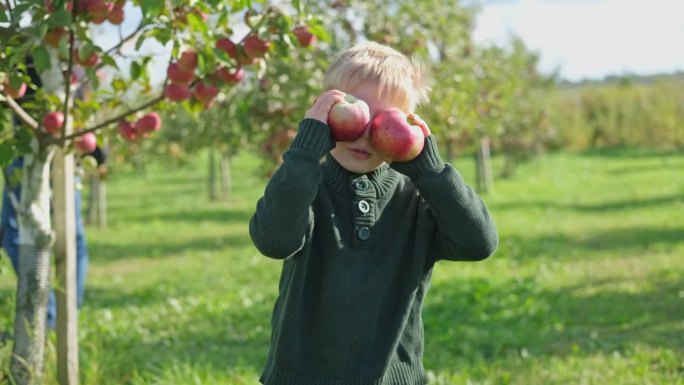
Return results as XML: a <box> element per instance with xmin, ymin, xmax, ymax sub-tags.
<box><xmin>94</xmin><ymin>0</ymin><xmax>684</xmax><ymax>84</ymax></box>
<box><xmin>472</xmin><ymin>0</ymin><xmax>684</xmax><ymax>81</ymax></box>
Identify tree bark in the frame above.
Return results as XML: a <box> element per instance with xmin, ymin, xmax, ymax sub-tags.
<box><xmin>475</xmin><ymin>136</ymin><xmax>493</xmax><ymax>194</ymax></box>
<box><xmin>208</xmin><ymin>146</ymin><xmax>218</xmax><ymax>201</ymax></box>
<box><xmin>10</xmin><ymin>145</ymin><xmax>56</xmax><ymax>385</ymax></box>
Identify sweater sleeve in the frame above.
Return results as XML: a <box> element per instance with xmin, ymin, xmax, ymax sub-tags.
<box><xmin>249</xmin><ymin>119</ymin><xmax>335</xmax><ymax>259</ymax></box>
<box><xmin>390</xmin><ymin>135</ymin><xmax>499</xmax><ymax>261</ymax></box>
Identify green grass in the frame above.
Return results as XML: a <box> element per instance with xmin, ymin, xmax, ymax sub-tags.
<box><xmin>1</xmin><ymin>149</ymin><xmax>683</xmax><ymax>385</ymax></box>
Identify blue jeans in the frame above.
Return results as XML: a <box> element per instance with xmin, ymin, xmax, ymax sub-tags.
<box><xmin>1</xmin><ymin>158</ymin><xmax>89</xmax><ymax>328</ymax></box>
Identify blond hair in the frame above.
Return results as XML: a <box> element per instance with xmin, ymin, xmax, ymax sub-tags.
<box><xmin>322</xmin><ymin>41</ymin><xmax>430</xmax><ymax>113</ymax></box>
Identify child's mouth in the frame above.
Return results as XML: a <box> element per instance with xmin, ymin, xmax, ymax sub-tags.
<box><xmin>350</xmin><ymin>148</ymin><xmax>371</xmax><ymax>159</ymax></box>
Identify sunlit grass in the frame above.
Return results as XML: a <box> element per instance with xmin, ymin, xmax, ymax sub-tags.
<box><xmin>1</xmin><ymin>149</ymin><xmax>683</xmax><ymax>384</ymax></box>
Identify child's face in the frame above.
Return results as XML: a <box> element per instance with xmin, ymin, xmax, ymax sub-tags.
<box><xmin>330</xmin><ymin>83</ymin><xmax>403</xmax><ymax>174</ymax></box>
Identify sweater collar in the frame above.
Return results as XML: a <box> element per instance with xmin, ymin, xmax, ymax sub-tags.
<box><xmin>322</xmin><ymin>153</ymin><xmax>399</xmax><ymax>198</ymax></box>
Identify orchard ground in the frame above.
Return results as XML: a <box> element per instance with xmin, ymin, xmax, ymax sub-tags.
<box><xmin>1</xmin><ymin>148</ymin><xmax>683</xmax><ymax>385</ymax></box>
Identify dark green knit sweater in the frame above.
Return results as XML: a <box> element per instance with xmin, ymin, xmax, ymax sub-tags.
<box><xmin>250</xmin><ymin>119</ymin><xmax>498</xmax><ymax>385</ymax></box>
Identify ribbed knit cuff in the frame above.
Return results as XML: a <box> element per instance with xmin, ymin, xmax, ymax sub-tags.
<box><xmin>390</xmin><ymin>135</ymin><xmax>444</xmax><ymax>180</ymax></box>
<box><xmin>290</xmin><ymin>118</ymin><xmax>335</xmax><ymax>158</ymax></box>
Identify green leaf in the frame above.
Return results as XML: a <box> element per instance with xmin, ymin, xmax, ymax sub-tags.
<box><xmin>33</xmin><ymin>46</ymin><xmax>52</xmax><ymax>73</ymax></box>
<box><xmin>139</xmin><ymin>0</ymin><xmax>165</xmax><ymax>17</ymax></box>
<box><xmin>100</xmin><ymin>54</ymin><xmax>119</xmax><ymax>70</ymax></box>
<box><xmin>131</xmin><ymin>61</ymin><xmax>141</xmax><ymax>81</ymax></box>
<box><xmin>48</xmin><ymin>9</ymin><xmax>72</xmax><ymax>28</ymax></box>
<box><xmin>112</xmin><ymin>78</ymin><xmax>127</xmax><ymax>92</ymax></box>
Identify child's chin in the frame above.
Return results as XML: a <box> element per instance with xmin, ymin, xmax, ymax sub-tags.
<box><xmin>343</xmin><ymin>160</ymin><xmax>384</xmax><ymax>174</ymax></box>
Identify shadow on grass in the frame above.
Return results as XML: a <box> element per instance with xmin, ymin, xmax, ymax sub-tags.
<box><xmin>500</xmin><ymin>226</ymin><xmax>684</xmax><ymax>259</ymax></box>
<box><xmin>422</xmin><ymin>270</ymin><xmax>684</xmax><ymax>371</ymax></box>
<box><xmin>579</xmin><ymin>148</ymin><xmax>684</xmax><ymax>159</ymax></box>
<box><xmin>107</xmin><ymin>207</ymin><xmax>255</xmax><ymax>225</ymax></box>
<box><xmin>88</xmin><ymin>232</ymin><xmax>253</xmax><ymax>262</ymax></box>
<box><xmin>490</xmin><ymin>193</ymin><xmax>684</xmax><ymax>213</ymax></box>
<box><xmin>81</xmin><ymin>294</ymin><xmax>273</xmax><ymax>383</ymax></box>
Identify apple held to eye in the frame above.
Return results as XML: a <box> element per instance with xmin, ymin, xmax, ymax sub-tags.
<box><xmin>327</xmin><ymin>94</ymin><xmax>371</xmax><ymax>142</ymax></box>
<box><xmin>370</xmin><ymin>108</ymin><xmax>424</xmax><ymax>162</ymax></box>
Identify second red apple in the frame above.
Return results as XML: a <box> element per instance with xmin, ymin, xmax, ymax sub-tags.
<box><xmin>369</xmin><ymin>108</ymin><xmax>425</xmax><ymax>162</ymax></box>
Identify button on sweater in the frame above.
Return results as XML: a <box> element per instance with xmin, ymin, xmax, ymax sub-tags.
<box><xmin>250</xmin><ymin>119</ymin><xmax>499</xmax><ymax>385</ymax></box>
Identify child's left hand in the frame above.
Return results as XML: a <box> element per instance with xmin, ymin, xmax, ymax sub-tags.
<box><xmin>408</xmin><ymin>113</ymin><xmax>431</xmax><ymax>137</ymax></box>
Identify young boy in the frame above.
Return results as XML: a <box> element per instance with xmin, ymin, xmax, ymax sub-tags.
<box><xmin>249</xmin><ymin>42</ymin><xmax>498</xmax><ymax>385</ymax></box>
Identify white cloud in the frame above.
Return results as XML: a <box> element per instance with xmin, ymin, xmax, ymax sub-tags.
<box><xmin>473</xmin><ymin>0</ymin><xmax>684</xmax><ymax>80</ymax></box>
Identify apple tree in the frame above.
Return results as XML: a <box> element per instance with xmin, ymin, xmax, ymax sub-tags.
<box><xmin>0</xmin><ymin>1</ymin><xmax>321</xmax><ymax>384</ymax></box>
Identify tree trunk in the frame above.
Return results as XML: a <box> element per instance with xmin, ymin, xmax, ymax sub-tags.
<box><xmin>97</xmin><ymin>178</ymin><xmax>107</xmax><ymax>229</ymax></box>
<box><xmin>10</xmin><ymin>145</ymin><xmax>56</xmax><ymax>385</ymax></box>
<box><xmin>219</xmin><ymin>151</ymin><xmax>231</xmax><ymax>200</ymax></box>
<box><xmin>475</xmin><ymin>136</ymin><xmax>493</xmax><ymax>194</ymax></box>
<box><xmin>85</xmin><ymin>175</ymin><xmax>107</xmax><ymax>229</ymax></box>
<box><xmin>85</xmin><ymin>175</ymin><xmax>97</xmax><ymax>225</ymax></box>
<box><xmin>208</xmin><ymin>146</ymin><xmax>218</xmax><ymax>201</ymax></box>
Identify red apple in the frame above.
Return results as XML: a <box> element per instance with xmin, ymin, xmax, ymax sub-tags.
<box><xmin>3</xmin><ymin>81</ymin><xmax>27</xmax><ymax>99</ymax></box>
<box><xmin>107</xmin><ymin>4</ymin><xmax>124</xmax><ymax>24</ymax></box>
<box><xmin>177</xmin><ymin>50</ymin><xmax>198</xmax><ymax>72</ymax></box>
<box><xmin>193</xmin><ymin>82</ymin><xmax>219</xmax><ymax>108</ymax></box>
<box><xmin>86</xmin><ymin>0</ymin><xmax>113</xmax><ymax>19</ymax></box>
<box><xmin>43</xmin><ymin>111</ymin><xmax>65</xmax><ymax>135</ymax></box>
<box><xmin>167</xmin><ymin>62</ymin><xmax>194</xmax><ymax>85</ymax></box>
<box><xmin>293</xmin><ymin>26</ymin><xmax>316</xmax><ymax>47</ymax></box>
<box><xmin>118</xmin><ymin>120</ymin><xmax>138</xmax><ymax>141</ymax></box>
<box><xmin>44</xmin><ymin>27</ymin><xmax>67</xmax><ymax>48</ymax></box>
<box><xmin>215</xmin><ymin>67</ymin><xmax>244</xmax><ymax>85</ymax></box>
<box><xmin>45</xmin><ymin>0</ymin><xmax>73</xmax><ymax>12</ymax></box>
<box><xmin>76</xmin><ymin>51</ymin><xmax>100</xmax><ymax>68</ymax></box>
<box><xmin>216</xmin><ymin>38</ymin><xmax>238</xmax><ymax>60</ymax></box>
<box><xmin>136</xmin><ymin>112</ymin><xmax>161</xmax><ymax>133</ymax></box>
<box><xmin>243</xmin><ymin>35</ymin><xmax>270</xmax><ymax>59</ymax></box>
<box><xmin>369</xmin><ymin>108</ymin><xmax>425</xmax><ymax>162</ymax></box>
<box><xmin>74</xmin><ymin>132</ymin><xmax>97</xmax><ymax>153</ymax></box>
<box><xmin>327</xmin><ymin>94</ymin><xmax>371</xmax><ymax>142</ymax></box>
<box><xmin>164</xmin><ymin>83</ymin><xmax>192</xmax><ymax>102</ymax></box>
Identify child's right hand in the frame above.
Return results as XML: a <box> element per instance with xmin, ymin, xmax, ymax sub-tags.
<box><xmin>304</xmin><ymin>90</ymin><xmax>346</xmax><ymax>124</ymax></box>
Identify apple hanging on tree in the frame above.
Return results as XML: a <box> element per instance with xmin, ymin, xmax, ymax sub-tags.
<box><xmin>164</xmin><ymin>83</ymin><xmax>192</xmax><ymax>102</ymax></box>
<box><xmin>74</xmin><ymin>132</ymin><xmax>97</xmax><ymax>153</ymax></box>
<box><xmin>118</xmin><ymin>120</ymin><xmax>138</xmax><ymax>141</ymax></box>
<box><xmin>135</xmin><ymin>112</ymin><xmax>162</xmax><ymax>133</ymax></box>
<box><xmin>327</xmin><ymin>94</ymin><xmax>371</xmax><ymax>142</ymax></box>
<box><xmin>193</xmin><ymin>82</ymin><xmax>219</xmax><ymax>108</ymax></box>
<box><xmin>167</xmin><ymin>62</ymin><xmax>194</xmax><ymax>85</ymax></box>
<box><xmin>293</xmin><ymin>25</ymin><xmax>316</xmax><ymax>47</ymax></box>
<box><xmin>3</xmin><ymin>81</ymin><xmax>27</xmax><ymax>99</ymax></box>
<box><xmin>43</xmin><ymin>111</ymin><xmax>65</xmax><ymax>135</ymax></box>
<box><xmin>177</xmin><ymin>50</ymin><xmax>198</xmax><ymax>72</ymax></box>
<box><xmin>215</xmin><ymin>67</ymin><xmax>244</xmax><ymax>85</ymax></box>
<box><xmin>369</xmin><ymin>108</ymin><xmax>425</xmax><ymax>162</ymax></box>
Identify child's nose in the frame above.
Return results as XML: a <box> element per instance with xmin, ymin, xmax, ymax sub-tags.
<box><xmin>361</xmin><ymin>121</ymin><xmax>372</xmax><ymax>138</ymax></box>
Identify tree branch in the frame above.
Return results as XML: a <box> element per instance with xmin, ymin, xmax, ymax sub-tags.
<box><xmin>1</xmin><ymin>93</ymin><xmax>39</xmax><ymax>130</ymax></box>
<box><xmin>104</xmin><ymin>22</ymin><xmax>146</xmax><ymax>57</ymax></box>
<box><xmin>62</xmin><ymin>93</ymin><xmax>165</xmax><ymax>141</ymax></box>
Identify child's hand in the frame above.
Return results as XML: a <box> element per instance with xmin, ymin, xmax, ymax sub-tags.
<box><xmin>305</xmin><ymin>90</ymin><xmax>346</xmax><ymax>124</ymax></box>
<box><xmin>408</xmin><ymin>113</ymin><xmax>431</xmax><ymax>137</ymax></box>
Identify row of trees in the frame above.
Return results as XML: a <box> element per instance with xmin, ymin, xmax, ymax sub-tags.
<box><xmin>125</xmin><ymin>0</ymin><xmax>554</xmax><ymax>195</ymax></box>
<box><xmin>548</xmin><ymin>78</ymin><xmax>684</xmax><ymax>151</ymax></box>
